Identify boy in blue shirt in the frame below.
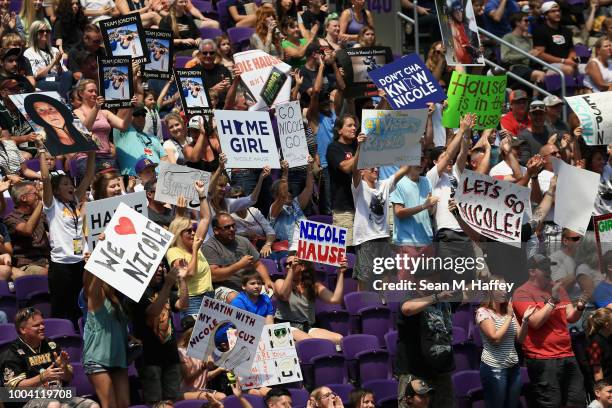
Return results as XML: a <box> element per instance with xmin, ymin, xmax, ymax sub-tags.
<box><xmin>231</xmin><ymin>271</ymin><xmax>275</xmax><ymax>325</ymax></box>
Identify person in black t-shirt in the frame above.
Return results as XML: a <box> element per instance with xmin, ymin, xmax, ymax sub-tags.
<box><xmin>532</xmin><ymin>1</ymin><xmax>577</xmax><ymax>76</ymax></box>
<box><xmin>300</xmin><ymin>0</ymin><xmax>328</xmax><ymax>37</ymax></box>
<box><xmin>227</xmin><ymin>0</ymin><xmax>257</xmax><ymax>28</ymax></box>
<box><xmin>144</xmin><ymin>179</ymin><xmax>175</xmax><ymax>228</ymax></box>
<box><xmin>189</xmin><ymin>40</ymin><xmax>232</xmax><ymax>108</ymax></box>
<box><xmin>517</xmin><ymin>101</ymin><xmax>552</xmax><ymax>165</ymax></box>
<box><xmin>159</xmin><ymin>0</ymin><xmax>201</xmax><ymax>56</ymax></box>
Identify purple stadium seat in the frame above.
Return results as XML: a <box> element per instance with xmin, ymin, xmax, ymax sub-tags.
<box><xmin>384</xmin><ymin>330</ymin><xmax>397</xmax><ymax>354</ymax></box>
<box><xmin>362</xmin><ymin>379</ymin><xmax>398</xmax><ymax>403</ymax></box>
<box><xmin>191</xmin><ymin>0</ymin><xmax>213</xmax><ymax>13</ymax></box>
<box><xmin>296</xmin><ymin>338</ymin><xmax>337</xmax><ymax>387</ymax></box>
<box><xmin>70</xmin><ymin>363</ymin><xmax>96</xmax><ymax>397</ymax></box>
<box><xmin>222</xmin><ymin>395</ymin><xmax>265</xmax><ymax>408</ymax></box>
<box><xmin>1</xmin><ymin>197</ymin><xmax>14</xmax><ymax>218</ymax></box>
<box><xmin>199</xmin><ymin>26</ymin><xmax>223</xmax><ymax>40</ymax></box>
<box><xmin>316</xmin><ymin>309</ymin><xmax>350</xmax><ymax>337</ymax></box>
<box><xmin>342</xmin><ymin>334</ymin><xmax>379</xmax><ymax>380</ymax></box>
<box><xmin>175</xmin><ymin>55</ymin><xmax>193</xmax><ymax>68</ymax></box>
<box><xmin>574</xmin><ymin>43</ymin><xmax>591</xmax><ymax>62</ymax></box>
<box><xmin>359</xmin><ymin>306</ymin><xmax>391</xmax><ymax>344</ymax></box>
<box><xmin>174</xmin><ymin>400</ymin><xmax>208</xmax><ymax>408</ymax></box>
<box><xmin>328</xmin><ymin>383</ymin><xmax>354</xmax><ymax>404</ymax></box>
<box><xmin>129</xmin><ymin>405</ymin><xmax>150</xmax><ymax>408</ymax></box>
<box><xmin>344</xmin><ymin>291</ymin><xmax>384</xmax><ymax>334</ymax></box>
<box><xmin>310</xmin><ymin>353</ymin><xmax>346</xmax><ymax>387</ymax></box>
<box><xmin>216</xmin><ymin>0</ymin><xmax>231</xmax><ymax>30</ymax></box>
<box><xmin>453</xmin><ymin>326</ymin><xmax>468</xmax><ymax>345</ymax></box>
<box><xmin>357</xmin><ymin>349</ymin><xmax>390</xmax><ymax>383</ymax></box>
<box><xmin>51</xmin><ymin>334</ymin><xmax>83</xmax><ymax>361</ymax></box>
<box><xmin>378</xmin><ymin>396</ymin><xmax>398</xmax><ymax>408</ymax></box>
<box><xmin>307</xmin><ymin>214</ymin><xmax>332</xmax><ymax>224</ymax></box>
<box><xmin>452</xmin><ymin>370</ymin><xmax>481</xmax><ymax>408</ymax></box>
<box><xmin>453</xmin><ymin>343</ymin><xmax>480</xmax><ymax>371</ymax></box>
<box><xmin>9</xmin><ymin>0</ymin><xmax>21</xmax><ymax>12</ymax></box>
<box><xmin>0</xmin><ymin>280</ymin><xmax>17</xmax><ymax>322</ymax></box>
<box><xmin>0</xmin><ymin>323</ymin><xmax>17</xmax><ymax>342</ymax></box>
<box><xmin>544</xmin><ymin>74</ymin><xmax>562</xmax><ymax>92</ymax></box>
<box><xmin>44</xmin><ymin>318</ymin><xmax>77</xmax><ymax>337</ymax></box>
<box><xmin>260</xmin><ymin>258</ymin><xmax>283</xmax><ymax>280</ymax></box>
<box><xmin>469</xmin><ymin>322</ymin><xmax>483</xmax><ymax>348</ymax></box>
<box><xmin>14</xmin><ymin>275</ymin><xmax>49</xmax><ymax>306</ymax></box>
<box><xmin>452</xmin><ymin>304</ymin><xmax>473</xmax><ymax>332</ymax></box>
<box><xmin>288</xmin><ymin>388</ymin><xmax>309</xmax><ymax>408</ymax></box>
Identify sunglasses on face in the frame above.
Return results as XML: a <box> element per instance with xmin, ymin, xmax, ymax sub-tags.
<box><xmin>563</xmin><ymin>236</ymin><xmax>580</xmax><ymax>241</ymax></box>
<box><xmin>201</xmin><ymin>51</ymin><xmax>215</xmax><ymax>56</ymax></box>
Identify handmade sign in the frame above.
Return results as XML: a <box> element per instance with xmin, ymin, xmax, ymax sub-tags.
<box><xmin>566</xmin><ymin>93</ymin><xmax>612</xmax><ymax>145</ymax></box>
<box><xmin>100</xmin><ymin>13</ymin><xmax>148</xmax><ymax>63</ymax></box>
<box><xmin>228</xmin><ymin>323</ymin><xmax>302</xmax><ymax>389</ymax></box>
<box><xmin>13</xmin><ymin>92</ymin><xmax>97</xmax><ymax>156</ymax></box>
<box><xmin>99</xmin><ymin>57</ymin><xmax>134</xmax><ymax>109</ymax></box>
<box><xmin>215</xmin><ymin>110</ymin><xmax>281</xmax><ymax>169</ymax></box>
<box><xmin>174</xmin><ymin>68</ymin><xmax>213</xmax><ymax>116</ymax></box>
<box><xmin>552</xmin><ymin>157</ymin><xmax>600</xmax><ymax>235</ymax></box>
<box><xmin>143</xmin><ymin>29</ymin><xmax>173</xmax><ymax>80</ymax></box>
<box><xmin>594</xmin><ymin>213</ymin><xmax>612</xmax><ymax>265</ymax></box>
<box><xmin>367</xmin><ymin>53</ymin><xmax>446</xmax><ymax>109</ymax></box>
<box><xmin>155</xmin><ymin>162</ymin><xmax>211</xmax><ymax>209</ymax></box>
<box><xmin>86</xmin><ymin>192</ymin><xmax>148</xmax><ymax>249</ymax></box>
<box><xmin>455</xmin><ymin>169</ymin><xmax>530</xmax><ymax>243</ymax></box>
<box><xmin>187</xmin><ymin>297</ymin><xmax>265</xmax><ymax>376</ymax></box>
<box><xmin>234</xmin><ymin>49</ymin><xmax>292</xmax><ymax>111</ymax></box>
<box><xmin>359</xmin><ymin>109</ymin><xmax>427</xmax><ymax>168</ymax></box>
<box><xmin>84</xmin><ymin>203</ymin><xmax>174</xmax><ymax>302</ymax></box>
<box><xmin>296</xmin><ymin>220</ymin><xmax>347</xmax><ymax>266</ymax></box>
<box><xmin>336</xmin><ymin>46</ymin><xmax>393</xmax><ymax>98</ymax></box>
<box><xmin>442</xmin><ymin>71</ymin><xmax>506</xmax><ymax>129</ymax></box>
<box><xmin>435</xmin><ymin>0</ymin><xmax>483</xmax><ymax>66</ymax></box>
<box><xmin>275</xmin><ymin>100</ymin><xmax>308</xmax><ymax>168</ymax></box>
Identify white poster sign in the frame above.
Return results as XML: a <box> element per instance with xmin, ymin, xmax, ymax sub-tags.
<box><xmin>186</xmin><ymin>297</ymin><xmax>265</xmax><ymax>376</ymax></box>
<box><xmin>228</xmin><ymin>323</ymin><xmax>302</xmax><ymax>389</ymax></box>
<box><xmin>296</xmin><ymin>219</ymin><xmax>348</xmax><ymax>266</ymax></box>
<box><xmin>215</xmin><ymin>110</ymin><xmax>281</xmax><ymax>169</ymax></box>
<box><xmin>233</xmin><ymin>49</ymin><xmax>292</xmax><ymax>111</ymax></box>
<box><xmin>84</xmin><ymin>203</ymin><xmax>174</xmax><ymax>302</ymax></box>
<box><xmin>566</xmin><ymin>93</ymin><xmax>612</xmax><ymax>145</ymax></box>
<box><xmin>358</xmin><ymin>109</ymin><xmax>427</xmax><ymax>168</ymax></box>
<box><xmin>276</xmin><ymin>101</ymin><xmax>308</xmax><ymax>168</ymax></box>
<box><xmin>552</xmin><ymin>158</ymin><xmax>600</xmax><ymax>235</ymax></box>
<box><xmin>86</xmin><ymin>192</ymin><xmax>147</xmax><ymax>249</ymax></box>
<box><xmin>154</xmin><ymin>162</ymin><xmax>211</xmax><ymax>209</ymax></box>
<box><xmin>455</xmin><ymin>169</ymin><xmax>530</xmax><ymax>244</ymax></box>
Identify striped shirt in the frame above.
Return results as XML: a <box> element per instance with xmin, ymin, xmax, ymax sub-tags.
<box><xmin>475</xmin><ymin>307</ymin><xmax>519</xmax><ymax>368</ymax></box>
<box><xmin>0</xmin><ymin>140</ymin><xmax>24</xmax><ymax>176</ymax></box>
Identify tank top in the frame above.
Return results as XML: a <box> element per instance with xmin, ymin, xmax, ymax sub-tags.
<box><xmin>83</xmin><ymin>298</ymin><xmax>129</xmax><ymax>368</ymax></box>
<box><xmin>347</xmin><ymin>8</ymin><xmax>367</xmax><ymax>35</ymax></box>
<box><xmin>274</xmin><ymin>290</ymin><xmax>316</xmax><ymax>326</ymax></box>
<box><xmin>74</xmin><ymin>110</ymin><xmax>113</xmax><ymax>161</ymax></box>
<box><xmin>584</xmin><ymin>58</ymin><xmax>612</xmax><ymax>93</ymax></box>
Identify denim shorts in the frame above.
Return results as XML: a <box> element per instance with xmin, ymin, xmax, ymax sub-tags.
<box><xmin>82</xmin><ymin>361</ymin><xmax>122</xmax><ymax>375</ymax></box>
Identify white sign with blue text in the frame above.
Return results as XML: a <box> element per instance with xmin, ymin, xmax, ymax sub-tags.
<box><xmin>565</xmin><ymin>93</ymin><xmax>612</xmax><ymax>145</ymax></box>
<box><xmin>275</xmin><ymin>100</ymin><xmax>308</xmax><ymax>168</ymax></box>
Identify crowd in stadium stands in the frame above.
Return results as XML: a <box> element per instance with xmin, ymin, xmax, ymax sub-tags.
<box><xmin>0</xmin><ymin>0</ymin><xmax>610</xmax><ymax>407</ymax></box>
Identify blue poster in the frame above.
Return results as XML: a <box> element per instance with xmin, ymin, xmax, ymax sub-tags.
<box><xmin>367</xmin><ymin>53</ymin><xmax>446</xmax><ymax>110</ymax></box>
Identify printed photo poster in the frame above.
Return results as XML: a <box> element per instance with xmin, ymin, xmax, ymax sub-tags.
<box><xmin>155</xmin><ymin>162</ymin><xmax>211</xmax><ymax>209</ymax></box>
<box><xmin>594</xmin><ymin>213</ymin><xmax>612</xmax><ymax>265</ymax></box>
<box><xmin>336</xmin><ymin>46</ymin><xmax>393</xmax><ymax>98</ymax></box>
<box><xmin>186</xmin><ymin>297</ymin><xmax>265</xmax><ymax>376</ymax></box>
<box><xmin>359</xmin><ymin>109</ymin><xmax>428</xmax><ymax>168</ymax></box>
<box><xmin>99</xmin><ymin>57</ymin><xmax>134</xmax><ymax>109</ymax></box>
<box><xmin>367</xmin><ymin>53</ymin><xmax>447</xmax><ymax>110</ymax></box>
<box><xmin>435</xmin><ymin>0</ymin><xmax>484</xmax><ymax>66</ymax></box>
<box><xmin>100</xmin><ymin>13</ymin><xmax>149</xmax><ymax>63</ymax></box>
<box><xmin>143</xmin><ymin>29</ymin><xmax>173</xmax><ymax>80</ymax></box>
<box><xmin>215</xmin><ymin>109</ymin><xmax>281</xmax><ymax>169</ymax></box>
<box><xmin>174</xmin><ymin>68</ymin><xmax>213</xmax><ymax>116</ymax></box>
<box><xmin>296</xmin><ymin>219</ymin><xmax>347</xmax><ymax>266</ymax></box>
<box><xmin>442</xmin><ymin>71</ymin><xmax>506</xmax><ymax>130</ymax></box>
<box><xmin>84</xmin><ymin>203</ymin><xmax>174</xmax><ymax>302</ymax></box>
<box><xmin>234</xmin><ymin>49</ymin><xmax>292</xmax><ymax>111</ymax></box>
<box><xmin>85</xmin><ymin>192</ymin><xmax>148</xmax><ymax>250</ymax></box>
<box><xmin>455</xmin><ymin>169</ymin><xmax>530</xmax><ymax>244</ymax></box>
<box><xmin>10</xmin><ymin>92</ymin><xmax>98</xmax><ymax>156</ymax></box>
<box><xmin>227</xmin><ymin>323</ymin><xmax>302</xmax><ymax>389</ymax></box>
<box><xmin>275</xmin><ymin>100</ymin><xmax>309</xmax><ymax>168</ymax></box>
<box><xmin>565</xmin><ymin>93</ymin><xmax>612</xmax><ymax>145</ymax></box>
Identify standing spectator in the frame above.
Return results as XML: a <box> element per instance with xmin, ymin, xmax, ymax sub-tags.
<box><xmin>586</xmin><ymin>307</ymin><xmax>612</xmax><ymax>382</ymax></box>
<box><xmin>250</xmin><ymin>7</ymin><xmax>283</xmax><ymax>58</ymax></box>
<box><xmin>339</xmin><ymin>0</ymin><xmax>374</xmax><ymax>45</ymax></box>
<box><xmin>142</xmin><ymin>89</ymin><xmax>164</xmax><ymax>143</ymax></box>
<box><xmin>215</xmin><ymin>34</ymin><xmax>235</xmax><ymax>71</ymax></box>
<box><xmin>281</xmin><ymin>17</ymin><xmax>313</xmax><ymax>69</ymax></box>
<box><xmin>501</xmin><ymin>12</ymin><xmax>546</xmax><ymax>84</ymax></box>
<box><xmin>513</xmin><ymin>254</ymin><xmax>587</xmax><ymax>408</ymax></box>
<box><xmin>159</xmin><ymin>0</ymin><xmax>200</xmax><ymax>56</ymax></box>
<box><xmin>517</xmin><ymin>101</ymin><xmax>552</xmax><ymax>164</ymax></box>
<box><xmin>144</xmin><ymin>179</ymin><xmax>175</xmax><ymax>228</ymax></box>
<box><xmin>483</xmin><ymin>0</ymin><xmax>520</xmax><ymax>37</ymax></box>
<box><xmin>275</xmin><ymin>0</ymin><xmax>296</xmax><ymax>24</ymax></box>
<box><xmin>532</xmin><ymin>1</ymin><xmax>577</xmax><ymax>76</ymax></box>
<box><xmin>584</xmin><ymin>37</ymin><xmax>612</xmax><ymax>92</ymax></box>
<box><xmin>227</xmin><ymin>0</ymin><xmax>257</xmax><ymax>28</ymax></box>
<box><xmin>500</xmin><ymin>90</ymin><xmax>531</xmax><ymax>137</ymax></box>
<box><xmin>318</xmin><ymin>15</ymin><xmax>343</xmax><ymax>51</ymax></box>
<box><xmin>67</xmin><ymin>25</ymin><xmax>106</xmax><ymax>79</ymax></box>
<box><xmin>550</xmin><ymin>228</ymin><xmax>582</xmax><ymax>299</ymax></box>
<box><xmin>593</xmin><ymin>250</ymin><xmax>612</xmax><ymax>309</ymax></box>
<box><xmin>543</xmin><ymin>95</ymin><xmax>569</xmax><ymax>137</ymax></box>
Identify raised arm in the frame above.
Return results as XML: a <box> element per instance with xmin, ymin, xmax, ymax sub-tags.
<box><xmin>297</xmin><ymin>156</ymin><xmax>315</xmax><ymax>209</ymax></box>
<box><xmin>316</xmin><ymin>263</ymin><xmax>346</xmax><ymax>304</ymax></box>
<box><xmin>39</xmin><ymin>149</ymin><xmax>53</xmax><ymax>208</ymax></box>
<box><xmin>195</xmin><ymin>180</ymin><xmax>211</xmax><ymax>236</ymax></box>
<box><xmin>249</xmin><ymin>166</ymin><xmax>271</xmax><ymax>204</ymax></box>
<box><xmin>352</xmin><ymin>134</ymin><xmax>366</xmax><ymax>187</ymax></box>
<box><xmin>75</xmin><ymin>151</ymin><xmax>96</xmax><ymax>202</ymax></box>
<box><xmin>455</xmin><ymin>114</ymin><xmax>476</xmax><ymax>173</ymax></box>
<box><xmin>208</xmin><ymin>153</ymin><xmax>227</xmax><ymax>196</ymax></box>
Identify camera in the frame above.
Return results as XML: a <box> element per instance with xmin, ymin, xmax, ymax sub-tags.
<box><xmin>127</xmin><ymin>35</ymin><xmax>133</xmax><ymax>41</ymax></box>
<box><xmin>160</xmin><ymin>48</ymin><xmax>166</xmax><ymax>54</ymax></box>
<box><xmin>195</xmin><ymin>86</ymin><xmax>200</xmax><ymax>91</ymax></box>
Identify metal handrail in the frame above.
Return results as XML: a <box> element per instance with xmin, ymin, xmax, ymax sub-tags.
<box><xmin>484</xmin><ymin>58</ymin><xmax>553</xmax><ymax>98</ymax></box>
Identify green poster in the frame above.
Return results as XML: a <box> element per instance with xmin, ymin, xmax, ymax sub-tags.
<box><xmin>441</xmin><ymin>72</ymin><xmax>507</xmax><ymax>130</ymax></box>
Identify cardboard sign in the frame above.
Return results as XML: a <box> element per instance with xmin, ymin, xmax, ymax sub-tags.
<box><xmin>187</xmin><ymin>297</ymin><xmax>265</xmax><ymax>376</ymax></box>
<box><xmin>174</xmin><ymin>68</ymin><xmax>213</xmax><ymax>116</ymax></box>
<box><xmin>143</xmin><ymin>29</ymin><xmax>173</xmax><ymax>80</ymax></box>
<box><xmin>442</xmin><ymin>71</ymin><xmax>506</xmax><ymax>130</ymax></box>
<box><xmin>228</xmin><ymin>323</ymin><xmax>302</xmax><ymax>389</ymax></box>
<box><xmin>86</xmin><ymin>192</ymin><xmax>148</xmax><ymax>250</ymax></box>
<box><xmin>275</xmin><ymin>100</ymin><xmax>308</xmax><ymax>168</ymax></box>
<box><xmin>367</xmin><ymin>53</ymin><xmax>447</xmax><ymax>109</ymax></box>
<box><xmin>84</xmin><ymin>203</ymin><xmax>174</xmax><ymax>302</ymax></box>
<box><xmin>565</xmin><ymin>93</ymin><xmax>612</xmax><ymax>145</ymax></box>
<box><xmin>335</xmin><ymin>46</ymin><xmax>393</xmax><ymax>98</ymax></box>
<box><xmin>435</xmin><ymin>0</ymin><xmax>484</xmax><ymax>66</ymax></box>
<box><xmin>154</xmin><ymin>162</ymin><xmax>211</xmax><ymax>209</ymax></box>
<box><xmin>552</xmin><ymin>158</ymin><xmax>600</xmax><ymax>235</ymax></box>
<box><xmin>359</xmin><ymin>109</ymin><xmax>427</xmax><ymax>168</ymax></box>
<box><xmin>13</xmin><ymin>92</ymin><xmax>97</xmax><ymax>156</ymax></box>
<box><xmin>100</xmin><ymin>13</ymin><xmax>149</xmax><ymax>63</ymax></box>
<box><xmin>594</xmin><ymin>213</ymin><xmax>612</xmax><ymax>264</ymax></box>
<box><xmin>234</xmin><ymin>49</ymin><xmax>292</xmax><ymax>111</ymax></box>
<box><xmin>296</xmin><ymin>220</ymin><xmax>347</xmax><ymax>266</ymax></box>
<box><xmin>215</xmin><ymin>110</ymin><xmax>281</xmax><ymax>169</ymax></box>
<box><xmin>99</xmin><ymin>57</ymin><xmax>134</xmax><ymax>109</ymax></box>
<box><xmin>455</xmin><ymin>169</ymin><xmax>530</xmax><ymax>243</ymax></box>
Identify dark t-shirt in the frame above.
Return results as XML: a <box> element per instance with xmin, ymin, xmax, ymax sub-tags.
<box><xmin>159</xmin><ymin>14</ymin><xmax>199</xmax><ymax>49</ymax></box>
<box><xmin>326</xmin><ymin>140</ymin><xmax>356</xmax><ymax>212</ymax></box>
<box><xmin>517</xmin><ymin>127</ymin><xmax>551</xmax><ymax>165</ymax></box>
<box><xmin>67</xmin><ymin>46</ymin><xmax>105</xmax><ymax>72</ymax></box>
<box><xmin>201</xmin><ymin>63</ymin><xmax>232</xmax><ymax>107</ymax></box>
<box><xmin>226</xmin><ymin>0</ymin><xmax>255</xmax><ymax>27</ymax></box>
<box><xmin>201</xmin><ymin>235</ymin><xmax>260</xmax><ymax>292</ymax></box>
<box><xmin>301</xmin><ymin>10</ymin><xmax>327</xmax><ymax>36</ymax></box>
<box><xmin>532</xmin><ymin>23</ymin><xmax>573</xmax><ymax>59</ymax></box>
<box><xmin>147</xmin><ymin>205</ymin><xmax>174</xmax><ymax>228</ymax></box>
<box><xmin>4</xmin><ymin>210</ymin><xmax>49</xmax><ymax>267</ymax></box>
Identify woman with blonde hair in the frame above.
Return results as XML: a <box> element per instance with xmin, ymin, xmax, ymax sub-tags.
<box><xmin>159</xmin><ymin>0</ymin><xmax>200</xmax><ymax>55</ymax></box>
<box><xmin>162</xmin><ymin>112</ymin><xmax>211</xmax><ymax>165</ymax></box>
<box><xmin>19</xmin><ymin>0</ymin><xmax>48</xmax><ymax>36</ymax></box>
<box><xmin>586</xmin><ymin>307</ymin><xmax>612</xmax><ymax>381</ymax></box>
<box><xmin>249</xmin><ymin>7</ymin><xmax>283</xmax><ymax>58</ymax></box>
<box><xmin>584</xmin><ymin>37</ymin><xmax>612</xmax><ymax>92</ymax></box>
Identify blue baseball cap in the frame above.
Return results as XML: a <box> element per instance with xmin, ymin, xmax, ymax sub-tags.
<box><xmin>135</xmin><ymin>158</ymin><xmax>157</xmax><ymax>174</ymax></box>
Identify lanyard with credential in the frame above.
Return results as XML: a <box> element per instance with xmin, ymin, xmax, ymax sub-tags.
<box><xmin>62</xmin><ymin>201</ymin><xmax>80</xmax><ymax>238</ymax></box>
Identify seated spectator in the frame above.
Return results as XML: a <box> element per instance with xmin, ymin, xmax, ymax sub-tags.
<box><xmin>300</xmin><ymin>0</ymin><xmax>327</xmax><ymax>38</ymax></box>
<box><xmin>274</xmin><ymin>255</ymin><xmax>345</xmax><ymax>344</ymax></box>
<box><xmin>282</xmin><ymin>17</ymin><xmax>314</xmax><ymax>69</ymax></box>
<box><xmin>276</xmin><ymin>0</ymin><xmax>296</xmax><ymax>25</ymax></box>
<box><xmin>2</xmin><ymin>308</ymin><xmax>100</xmax><ymax>408</ymax></box>
<box><xmin>144</xmin><ymin>179</ymin><xmax>175</xmax><ymax>228</ymax></box>
<box><xmin>185</xmin><ymin>40</ymin><xmax>231</xmax><ymax>107</ymax></box>
<box><xmin>318</xmin><ymin>15</ymin><xmax>343</xmax><ymax>51</ymax></box>
<box><xmin>585</xmin><ymin>37</ymin><xmax>612</xmax><ymax>92</ymax></box>
<box><xmin>67</xmin><ymin>25</ymin><xmax>106</xmax><ymax>81</ymax></box>
<box><xmin>349</xmin><ymin>388</ymin><xmax>376</xmax><ymax>408</ymax></box>
<box><xmin>19</xmin><ymin>0</ymin><xmax>48</xmax><ymax>37</ymax></box>
<box><xmin>310</xmin><ymin>386</ymin><xmax>347</xmax><ymax>408</ymax></box>
<box><xmin>0</xmin><ymin>0</ymin><xmax>25</xmax><ymax>38</ymax></box>
<box><xmin>588</xmin><ymin>379</ymin><xmax>612</xmax><ymax>408</ymax></box>
<box><xmin>501</xmin><ymin>12</ymin><xmax>546</xmax><ymax>84</ymax></box>
<box><xmin>354</xmin><ymin>25</ymin><xmax>376</xmax><ymax>48</ymax></box>
<box><xmin>5</xmin><ymin>181</ymin><xmax>50</xmax><ymax>278</ymax></box>
<box><xmin>543</xmin><ymin>95</ymin><xmax>569</xmax><ymax>136</ymax></box>
<box><xmin>249</xmin><ymin>7</ymin><xmax>283</xmax><ymax>58</ymax></box>
<box><xmin>1</xmin><ymin>33</ymin><xmax>35</xmax><ymax>89</ymax></box>
<box><xmin>339</xmin><ymin>0</ymin><xmax>374</xmax><ymax>45</ymax></box>
<box><xmin>54</xmin><ymin>0</ymin><xmax>89</xmax><ymax>55</ymax></box>
<box><xmin>397</xmin><ymin>376</ymin><xmax>435</xmax><ymax>408</ymax></box>
<box><xmin>184</xmin><ymin>115</ymin><xmax>220</xmax><ymax>173</ymax></box>
<box><xmin>264</xmin><ymin>387</ymin><xmax>292</xmax><ymax>407</ymax></box>
<box><xmin>116</xmin><ymin>0</ymin><xmax>161</xmax><ymax>28</ymax></box>
<box><xmin>0</xmin><ymin>50</ymin><xmax>35</xmax><ymax>93</ymax></box>
<box><xmin>227</xmin><ymin>0</ymin><xmax>257</xmax><ymax>28</ymax></box>
<box><xmin>586</xmin><ymin>308</ymin><xmax>612</xmax><ymax>382</ymax></box>
<box><xmin>500</xmin><ymin>90</ymin><xmax>531</xmax><ymax>137</ymax></box>
<box><xmin>532</xmin><ymin>1</ymin><xmax>577</xmax><ymax>76</ymax></box>
<box><xmin>215</xmin><ymin>34</ymin><xmax>235</xmax><ymax>71</ymax></box>
<box><xmin>80</xmin><ymin>0</ymin><xmax>118</xmax><ymax>24</ymax></box>
<box><xmin>517</xmin><ymin>101</ymin><xmax>552</xmax><ymax>164</ymax></box>
<box><xmin>231</xmin><ymin>270</ymin><xmax>274</xmax><ymax>324</ymax></box>
<box><xmin>230</xmin><ymin>194</ymin><xmax>276</xmax><ymax>258</ymax></box>
<box><xmin>483</xmin><ymin>0</ymin><xmax>520</xmax><ymax>38</ymax></box>
<box><xmin>201</xmin><ymin>212</ymin><xmax>274</xmax><ymax>303</ymax></box>
<box><xmin>162</xmin><ymin>113</ymin><xmax>216</xmax><ymax>169</ymax></box>
<box><xmin>159</xmin><ymin>0</ymin><xmax>201</xmax><ymax>56</ymax></box>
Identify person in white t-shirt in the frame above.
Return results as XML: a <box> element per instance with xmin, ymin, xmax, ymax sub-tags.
<box><xmin>350</xmin><ymin>133</ymin><xmax>409</xmax><ymax>291</ymax></box>
<box><xmin>537</xmin><ymin>143</ymin><xmax>561</xmax><ymax>252</ymax></box>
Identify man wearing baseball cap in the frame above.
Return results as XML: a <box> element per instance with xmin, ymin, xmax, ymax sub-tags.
<box><xmin>517</xmin><ymin>100</ymin><xmax>552</xmax><ymax>164</ymax></box>
<box><xmin>543</xmin><ymin>95</ymin><xmax>569</xmax><ymax>136</ymax></box>
<box><xmin>533</xmin><ymin>1</ymin><xmax>577</xmax><ymax>76</ymax></box>
<box><xmin>500</xmin><ymin>89</ymin><xmax>531</xmax><ymax>137</ymax></box>
<box><xmin>134</xmin><ymin>158</ymin><xmax>159</xmax><ymax>192</ymax></box>
<box><xmin>399</xmin><ymin>375</ymin><xmax>434</xmax><ymax>408</ymax></box>
<box><xmin>513</xmin><ymin>253</ymin><xmax>586</xmax><ymax>407</ymax></box>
